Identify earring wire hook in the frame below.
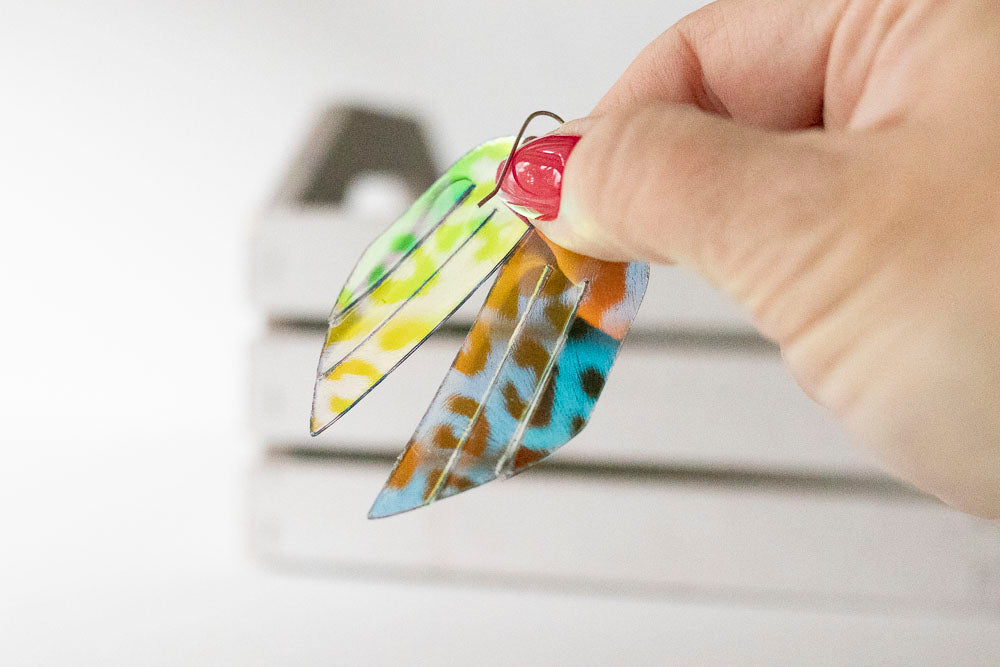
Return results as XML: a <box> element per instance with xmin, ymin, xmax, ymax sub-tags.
<box><xmin>476</xmin><ymin>110</ymin><xmax>565</xmax><ymax>207</ymax></box>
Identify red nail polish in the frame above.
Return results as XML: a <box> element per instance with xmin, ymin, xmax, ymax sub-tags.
<box><xmin>497</xmin><ymin>134</ymin><xmax>580</xmax><ymax>222</ymax></box>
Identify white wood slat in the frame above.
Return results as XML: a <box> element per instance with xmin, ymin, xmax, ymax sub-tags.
<box><xmin>249</xmin><ymin>212</ymin><xmax>754</xmax><ymax>330</ymax></box>
<box><xmin>9</xmin><ymin>569</ymin><xmax>1000</xmax><ymax>665</ymax></box>
<box><xmin>249</xmin><ymin>458</ymin><xmax>1000</xmax><ymax>612</ymax></box>
<box><xmin>250</xmin><ymin>332</ymin><xmax>884</xmax><ymax>475</ymax></box>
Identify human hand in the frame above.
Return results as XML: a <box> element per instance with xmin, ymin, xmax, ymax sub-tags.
<box><xmin>503</xmin><ymin>0</ymin><xmax>1000</xmax><ymax>517</ymax></box>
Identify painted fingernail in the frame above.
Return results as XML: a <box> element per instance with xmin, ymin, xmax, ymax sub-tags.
<box><xmin>497</xmin><ymin>134</ymin><xmax>580</xmax><ymax>222</ymax></box>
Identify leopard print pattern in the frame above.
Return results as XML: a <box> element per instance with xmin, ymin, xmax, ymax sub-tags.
<box><xmin>369</xmin><ymin>229</ymin><xmax>648</xmax><ymax>517</ymax></box>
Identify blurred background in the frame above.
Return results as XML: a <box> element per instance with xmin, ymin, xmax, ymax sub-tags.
<box><xmin>2</xmin><ymin>1</ymin><xmax>998</xmax><ymax>664</ymax></box>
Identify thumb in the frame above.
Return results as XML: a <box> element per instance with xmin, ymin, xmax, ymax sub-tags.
<box><xmin>517</xmin><ymin>105</ymin><xmax>869</xmax><ymax>337</ymax></box>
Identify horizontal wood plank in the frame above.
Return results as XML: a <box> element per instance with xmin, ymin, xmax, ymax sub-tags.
<box><xmin>250</xmin><ymin>332</ymin><xmax>883</xmax><ymax>475</ymax></box>
<box><xmin>249</xmin><ymin>213</ymin><xmax>754</xmax><ymax>330</ymax></box>
<box><xmin>250</xmin><ymin>457</ymin><xmax>1000</xmax><ymax>612</ymax></box>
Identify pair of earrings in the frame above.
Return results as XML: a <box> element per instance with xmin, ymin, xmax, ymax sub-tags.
<box><xmin>309</xmin><ymin>111</ymin><xmax>648</xmax><ymax>518</ymax></box>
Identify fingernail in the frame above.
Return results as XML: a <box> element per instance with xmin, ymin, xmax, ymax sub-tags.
<box><xmin>497</xmin><ymin>134</ymin><xmax>580</xmax><ymax>222</ymax></box>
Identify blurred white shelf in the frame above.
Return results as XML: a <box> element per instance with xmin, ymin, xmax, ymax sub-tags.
<box><xmin>9</xmin><ymin>568</ymin><xmax>1000</xmax><ymax>665</ymax></box>
<box><xmin>250</xmin><ymin>457</ymin><xmax>1000</xmax><ymax>613</ymax></box>
<box><xmin>249</xmin><ymin>210</ymin><xmax>754</xmax><ymax>330</ymax></box>
<box><xmin>250</xmin><ymin>331</ymin><xmax>882</xmax><ymax>476</ymax></box>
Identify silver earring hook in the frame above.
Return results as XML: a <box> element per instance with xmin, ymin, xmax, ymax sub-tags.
<box><xmin>477</xmin><ymin>110</ymin><xmax>565</xmax><ymax>208</ymax></box>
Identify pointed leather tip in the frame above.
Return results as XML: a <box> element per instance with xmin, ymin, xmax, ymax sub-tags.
<box><xmin>309</xmin><ymin>402</ymin><xmax>333</xmax><ymax>437</ymax></box>
<box><xmin>310</xmin><ymin>384</ymin><xmax>352</xmax><ymax>436</ymax></box>
<box><xmin>308</xmin><ymin>404</ymin><xmax>324</xmax><ymax>437</ymax></box>
<box><xmin>367</xmin><ymin>485</ymin><xmax>427</xmax><ymax>520</ymax></box>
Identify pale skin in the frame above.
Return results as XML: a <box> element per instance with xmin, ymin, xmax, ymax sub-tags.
<box><xmin>540</xmin><ymin>0</ymin><xmax>1000</xmax><ymax>518</ymax></box>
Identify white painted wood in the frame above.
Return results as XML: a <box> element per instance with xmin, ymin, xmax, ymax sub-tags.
<box><xmin>249</xmin><ymin>213</ymin><xmax>754</xmax><ymax>330</ymax></box>
<box><xmin>9</xmin><ymin>568</ymin><xmax>1000</xmax><ymax>665</ymax></box>
<box><xmin>250</xmin><ymin>331</ymin><xmax>884</xmax><ymax>475</ymax></box>
<box><xmin>249</xmin><ymin>458</ymin><xmax>1000</xmax><ymax>613</ymax></box>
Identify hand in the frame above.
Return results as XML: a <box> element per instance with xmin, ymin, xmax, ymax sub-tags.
<box><xmin>526</xmin><ymin>1</ymin><xmax>1000</xmax><ymax>517</ymax></box>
